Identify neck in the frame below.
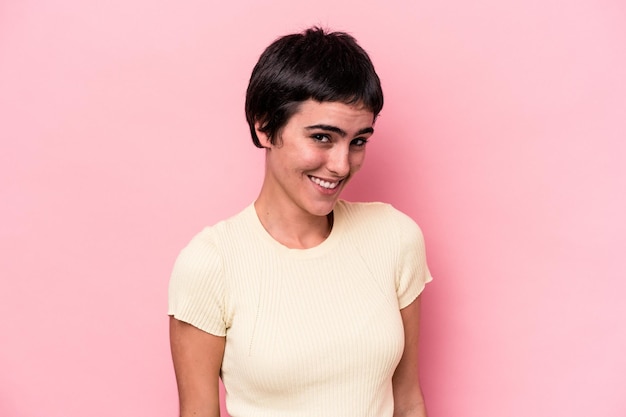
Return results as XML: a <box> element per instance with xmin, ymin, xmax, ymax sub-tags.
<box><xmin>254</xmin><ymin>198</ymin><xmax>333</xmax><ymax>249</ymax></box>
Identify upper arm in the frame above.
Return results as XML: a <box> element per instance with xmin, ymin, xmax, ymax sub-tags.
<box><xmin>170</xmin><ymin>316</ymin><xmax>225</xmax><ymax>417</ymax></box>
<box><xmin>392</xmin><ymin>296</ymin><xmax>427</xmax><ymax>417</ymax></box>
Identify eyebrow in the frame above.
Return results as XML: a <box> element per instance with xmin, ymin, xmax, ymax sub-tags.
<box><xmin>305</xmin><ymin>124</ymin><xmax>374</xmax><ymax>137</ymax></box>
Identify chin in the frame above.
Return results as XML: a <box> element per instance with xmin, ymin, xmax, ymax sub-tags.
<box><xmin>307</xmin><ymin>199</ymin><xmax>339</xmax><ymax>217</ymax></box>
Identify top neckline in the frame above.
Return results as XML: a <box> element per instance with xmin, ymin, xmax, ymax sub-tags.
<box><xmin>244</xmin><ymin>200</ymin><xmax>346</xmax><ymax>259</ymax></box>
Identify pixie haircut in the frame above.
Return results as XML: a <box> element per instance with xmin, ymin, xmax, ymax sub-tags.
<box><xmin>245</xmin><ymin>27</ymin><xmax>384</xmax><ymax>148</ymax></box>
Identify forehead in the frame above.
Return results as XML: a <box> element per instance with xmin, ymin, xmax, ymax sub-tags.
<box><xmin>289</xmin><ymin>100</ymin><xmax>375</xmax><ymax>127</ymax></box>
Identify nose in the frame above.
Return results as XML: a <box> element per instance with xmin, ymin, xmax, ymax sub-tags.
<box><xmin>327</xmin><ymin>145</ymin><xmax>351</xmax><ymax>177</ymax></box>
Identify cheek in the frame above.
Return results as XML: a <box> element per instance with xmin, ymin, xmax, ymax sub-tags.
<box><xmin>349</xmin><ymin>151</ymin><xmax>367</xmax><ymax>173</ymax></box>
<box><xmin>297</xmin><ymin>148</ymin><xmax>326</xmax><ymax>169</ymax></box>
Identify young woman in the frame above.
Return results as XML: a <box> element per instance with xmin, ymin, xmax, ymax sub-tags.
<box><xmin>168</xmin><ymin>27</ymin><xmax>432</xmax><ymax>417</ymax></box>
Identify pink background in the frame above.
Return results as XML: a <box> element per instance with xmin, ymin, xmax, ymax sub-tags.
<box><xmin>1</xmin><ymin>1</ymin><xmax>625</xmax><ymax>416</ymax></box>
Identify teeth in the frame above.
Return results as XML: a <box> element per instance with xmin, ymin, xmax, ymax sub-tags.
<box><xmin>310</xmin><ymin>176</ymin><xmax>339</xmax><ymax>189</ymax></box>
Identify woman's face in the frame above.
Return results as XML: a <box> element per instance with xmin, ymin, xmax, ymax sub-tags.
<box><xmin>257</xmin><ymin>99</ymin><xmax>375</xmax><ymax>218</ymax></box>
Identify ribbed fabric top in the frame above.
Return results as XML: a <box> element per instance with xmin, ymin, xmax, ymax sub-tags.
<box><xmin>168</xmin><ymin>200</ymin><xmax>432</xmax><ymax>417</ymax></box>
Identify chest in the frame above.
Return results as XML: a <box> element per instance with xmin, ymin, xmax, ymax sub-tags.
<box><xmin>220</xmin><ymin>246</ymin><xmax>404</xmax><ymax>399</ymax></box>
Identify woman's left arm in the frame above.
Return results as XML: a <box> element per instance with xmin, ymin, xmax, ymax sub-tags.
<box><xmin>392</xmin><ymin>296</ymin><xmax>428</xmax><ymax>417</ymax></box>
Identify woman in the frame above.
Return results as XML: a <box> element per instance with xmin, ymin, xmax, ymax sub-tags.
<box><xmin>168</xmin><ymin>27</ymin><xmax>432</xmax><ymax>417</ymax></box>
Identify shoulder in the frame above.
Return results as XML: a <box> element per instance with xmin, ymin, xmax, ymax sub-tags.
<box><xmin>173</xmin><ymin>205</ymin><xmax>253</xmax><ymax>274</ymax></box>
<box><xmin>337</xmin><ymin>200</ymin><xmax>422</xmax><ymax>237</ymax></box>
<box><xmin>185</xmin><ymin>204</ymin><xmax>253</xmax><ymax>247</ymax></box>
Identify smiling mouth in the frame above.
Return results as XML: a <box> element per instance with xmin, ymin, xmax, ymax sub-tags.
<box><xmin>309</xmin><ymin>175</ymin><xmax>341</xmax><ymax>189</ymax></box>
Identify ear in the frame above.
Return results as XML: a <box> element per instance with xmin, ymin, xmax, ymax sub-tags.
<box><xmin>254</xmin><ymin>121</ymin><xmax>272</xmax><ymax>149</ymax></box>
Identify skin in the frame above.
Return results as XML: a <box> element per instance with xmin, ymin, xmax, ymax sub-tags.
<box><xmin>170</xmin><ymin>99</ymin><xmax>427</xmax><ymax>416</ymax></box>
<box><xmin>394</xmin><ymin>297</ymin><xmax>428</xmax><ymax>417</ymax></box>
<box><xmin>254</xmin><ymin>99</ymin><xmax>374</xmax><ymax>249</ymax></box>
<box><xmin>170</xmin><ymin>318</ymin><xmax>225</xmax><ymax>417</ymax></box>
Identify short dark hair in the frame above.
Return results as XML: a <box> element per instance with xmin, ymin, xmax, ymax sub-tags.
<box><xmin>245</xmin><ymin>27</ymin><xmax>384</xmax><ymax>147</ymax></box>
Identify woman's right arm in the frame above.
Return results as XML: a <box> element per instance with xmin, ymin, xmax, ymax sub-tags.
<box><xmin>170</xmin><ymin>316</ymin><xmax>226</xmax><ymax>417</ymax></box>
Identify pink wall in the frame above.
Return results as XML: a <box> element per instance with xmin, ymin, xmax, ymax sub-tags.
<box><xmin>1</xmin><ymin>1</ymin><xmax>625</xmax><ymax>416</ymax></box>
